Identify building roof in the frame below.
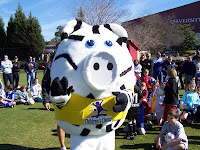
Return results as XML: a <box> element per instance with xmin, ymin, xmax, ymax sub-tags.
<box><xmin>122</xmin><ymin>1</ymin><xmax>200</xmax><ymax>33</ymax></box>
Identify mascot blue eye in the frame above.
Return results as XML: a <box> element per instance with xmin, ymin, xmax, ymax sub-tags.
<box><xmin>86</xmin><ymin>40</ymin><xmax>95</xmax><ymax>48</ymax></box>
<box><xmin>105</xmin><ymin>40</ymin><xmax>113</xmax><ymax>47</ymax></box>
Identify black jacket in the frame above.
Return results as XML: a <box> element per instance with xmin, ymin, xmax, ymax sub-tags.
<box><xmin>42</xmin><ymin>64</ymin><xmax>51</xmax><ymax>105</ymax></box>
<box><xmin>12</xmin><ymin>61</ymin><xmax>20</xmax><ymax>73</ymax></box>
<box><xmin>183</xmin><ymin>61</ymin><xmax>196</xmax><ymax>76</ymax></box>
<box><xmin>164</xmin><ymin>78</ymin><xmax>178</xmax><ymax>105</ymax></box>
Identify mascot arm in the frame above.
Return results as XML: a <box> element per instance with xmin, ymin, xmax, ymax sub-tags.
<box><xmin>50</xmin><ymin>77</ymin><xmax>73</xmax><ymax>108</ymax></box>
<box><xmin>112</xmin><ymin>89</ymin><xmax>133</xmax><ymax>112</ymax></box>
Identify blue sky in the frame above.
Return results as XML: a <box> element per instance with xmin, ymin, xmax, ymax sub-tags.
<box><xmin>0</xmin><ymin>0</ymin><xmax>198</xmax><ymax>41</ymax></box>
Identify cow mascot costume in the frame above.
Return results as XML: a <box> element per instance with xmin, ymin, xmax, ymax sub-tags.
<box><xmin>45</xmin><ymin>20</ymin><xmax>136</xmax><ymax>150</ymax></box>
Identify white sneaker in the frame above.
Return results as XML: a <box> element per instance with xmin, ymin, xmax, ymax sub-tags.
<box><xmin>60</xmin><ymin>146</ymin><xmax>66</xmax><ymax>150</ymax></box>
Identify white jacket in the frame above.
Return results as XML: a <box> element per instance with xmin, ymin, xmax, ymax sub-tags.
<box><xmin>1</xmin><ymin>60</ymin><xmax>13</xmax><ymax>74</ymax></box>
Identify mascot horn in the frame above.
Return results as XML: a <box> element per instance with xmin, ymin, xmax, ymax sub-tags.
<box><xmin>49</xmin><ymin>20</ymin><xmax>136</xmax><ymax>150</ymax></box>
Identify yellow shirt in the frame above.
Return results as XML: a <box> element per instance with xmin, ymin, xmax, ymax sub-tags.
<box><xmin>54</xmin><ymin>87</ymin><xmax>134</xmax><ymax>125</ymax></box>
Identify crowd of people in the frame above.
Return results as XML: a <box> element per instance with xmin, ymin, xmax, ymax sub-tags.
<box><xmin>1</xmin><ymin>50</ymin><xmax>200</xmax><ymax>150</ymax></box>
<box><xmin>131</xmin><ymin>51</ymin><xmax>200</xmax><ymax>150</ymax></box>
<box><xmin>0</xmin><ymin>55</ymin><xmax>49</xmax><ymax>108</ymax></box>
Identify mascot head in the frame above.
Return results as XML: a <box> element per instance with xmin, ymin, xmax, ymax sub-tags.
<box><xmin>50</xmin><ymin>20</ymin><xmax>136</xmax><ymax>135</ymax></box>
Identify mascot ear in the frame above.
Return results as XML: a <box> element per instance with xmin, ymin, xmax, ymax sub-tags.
<box><xmin>104</xmin><ymin>23</ymin><xmax>128</xmax><ymax>46</ymax></box>
<box><xmin>61</xmin><ymin>20</ymin><xmax>89</xmax><ymax>41</ymax></box>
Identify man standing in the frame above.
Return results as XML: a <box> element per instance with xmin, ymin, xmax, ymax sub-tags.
<box><xmin>12</xmin><ymin>56</ymin><xmax>20</xmax><ymax>89</ymax></box>
<box><xmin>153</xmin><ymin>52</ymin><xmax>163</xmax><ymax>83</ymax></box>
<box><xmin>144</xmin><ymin>53</ymin><xmax>154</xmax><ymax>77</ymax></box>
<box><xmin>183</xmin><ymin>55</ymin><xmax>196</xmax><ymax>88</ymax></box>
<box><xmin>1</xmin><ymin>55</ymin><xmax>14</xmax><ymax>87</ymax></box>
<box><xmin>24</xmin><ymin>56</ymin><xmax>36</xmax><ymax>91</ymax></box>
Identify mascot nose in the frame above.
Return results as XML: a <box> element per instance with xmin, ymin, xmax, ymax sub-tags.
<box><xmin>83</xmin><ymin>52</ymin><xmax>118</xmax><ymax>91</ymax></box>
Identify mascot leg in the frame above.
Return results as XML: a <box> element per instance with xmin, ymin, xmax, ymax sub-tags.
<box><xmin>70</xmin><ymin>131</ymin><xmax>115</xmax><ymax>150</ymax></box>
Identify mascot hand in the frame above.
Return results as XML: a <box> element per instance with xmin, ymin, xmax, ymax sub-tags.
<box><xmin>112</xmin><ymin>89</ymin><xmax>133</xmax><ymax>112</ymax></box>
<box><xmin>112</xmin><ymin>92</ymin><xmax>128</xmax><ymax>112</ymax></box>
<box><xmin>50</xmin><ymin>77</ymin><xmax>73</xmax><ymax>108</ymax></box>
<box><xmin>51</xmin><ymin>77</ymin><xmax>73</xmax><ymax>96</ymax></box>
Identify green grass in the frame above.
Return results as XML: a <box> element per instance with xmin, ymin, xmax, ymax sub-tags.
<box><xmin>0</xmin><ymin>70</ymin><xmax>200</xmax><ymax>150</ymax></box>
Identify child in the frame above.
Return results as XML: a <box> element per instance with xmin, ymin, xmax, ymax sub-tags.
<box><xmin>139</xmin><ymin>82</ymin><xmax>148</xmax><ymax>100</ymax></box>
<box><xmin>141</xmin><ymin>69</ymin><xmax>153</xmax><ymax>96</ymax></box>
<box><xmin>30</xmin><ymin>78</ymin><xmax>42</xmax><ymax>102</ymax></box>
<box><xmin>134</xmin><ymin>59</ymin><xmax>142</xmax><ymax>85</ymax></box>
<box><xmin>153</xmin><ymin>109</ymin><xmax>188</xmax><ymax>150</ymax></box>
<box><xmin>180</xmin><ymin>81</ymin><xmax>200</xmax><ymax>124</ymax></box>
<box><xmin>163</xmin><ymin>68</ymin><xmax>178</xmax><ymax>122</ymax></box>
<box><xmin>124</xmin><ymin>85</ymin><xmax>143</xmax><ymax>140</ymax></box>
<box><xmin>149</xmin><ymin>83</ymin><xmax>165</xmax><ymax>126</ymax></box>
<box><xmin>137</xmin><ymin>82</ymin><xmax>151</xmax><ymax>134</ymax></box>
<box><xmin>0</xmin><ymin>78</ymin><xmax>5</xmax><ymax>98</ymax></box>
<box><xmin>0</xmin><ymin>84</ymin><xmax>15</xmax><ymax>108</ymax></box>
<box><xmin>15</xmin><ymin>85</ymin><xmax>34</xmax><ymax>105</ymax></box>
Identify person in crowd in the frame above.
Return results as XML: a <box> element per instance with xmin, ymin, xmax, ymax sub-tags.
<box><xmin>138</xmin><ymin>82</ymin><xmax>151</xmax><ymax>133</ymax></box>
<box><xmin>140</xmin><ymin>54</ymin><xmax>146</xmax><ymax>77</ymax></box>
<box><xmin>124</xmin><ymin>84</ymin><xmax>143</xmax><ymax>140</ymax></box>
<box><xmin>153</xmin><ymin>108</ymin><xmax>188</xmax><ymax>150</ymax></box>
<box><xmin>153</xmin><ymin>52</ymin><xmax>163</xmax><ymax>83</ymax></box>
<box><xmin>144</xmin><ymin>53</ymin><xmax>154</xmax><ymax>77</ymax></box>
<box><xmin>30</xmin><ymin>78</ymin><xmax>42</xmax><ymax>102</ymax></box>
<box><xmin>32</xmin><ymin>57</ymin><xmax>38</xmax><ymax>78</ymax></box>
<box><xmin>183</xmin><ymin>55</ymin><xmax>196</xmax><ymax>90</ymax></box>
<box><xmin>12</xmin><ymin>56</ymin><xmax>20</xmax><ymax>89</ymax></box>
<box><xmin>180</xmin><ymin>80</ymin><xmax>200</xmax><ymax>124</ymax></box>
<box><xmin>141</xmin><ymin>69</ymin><xmax>153</xmax><ymax>97</ymax></box>
<box><xmin>0</xmin><ymin>55</ymin><xmax>14</xmax><ymax>87</ymax></box>
<box><xmin>163</xmin><ymin>68</ymin><xmax>178</xmax><ymax>122</ymax></box>
<box><xmin>0</xmin><ymin>78</ymin><xmax>5</xmax><ymax>99</ymax></box>
<box><xmin>24</xmin><ymin>56</ymin><xmax>36</xmax><ymax>91</ymax></box>
<box><xmin>139</xmin><ymin>82</ymin><xmax>148</xmax><ymax>100</ymax></box>
<box><xmin>192</xmin><ymin>50</ymin><xmax>200</xmax><ymax>60</ymax></box>
<box><xmin>176</xmin><ymin>57</ymin><xmax>185</xmax><ymax>89</ymax></box>
<box><xmin>162</xmin><ymin>56</ymin><xmax>175</xmax><ymax>80</ymax></box>
<box><xmin>0</xmin><ymin>84</ymin><xmax>15</xmax><ymax>108</ymax></box>
<box><xmin>42</xmin><ymin>43</ymin><xmax>67</xmax><ymax>150</ymax></box>
<box><xmin>40</xmin><ymin>55</ymin><xmax>51</xmax><ymax>73</ymax></box>
<box><xmin>193</xmin><ymin>54</ymin><xmax>200</xmax><ymax>85</ymax></box>
<box><xmin>16</xmin><ymin>85</ymin><xmax>34</xmax><ymax>105</ymax></box>
<box><xmin>134</xmin><ymin>59</ymin><xmax>142</xmax><ymax>85</ymax></box>
<box><xmin>151</xmin><ymin>82</ymin><xmax>165</xmax><ymax>126</ymax></box>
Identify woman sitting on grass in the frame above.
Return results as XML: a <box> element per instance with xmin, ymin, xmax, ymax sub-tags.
<box><xmin>0</xmin><ymin>84</ymin><xmax>16</xmax><ymax>108</ymax></box>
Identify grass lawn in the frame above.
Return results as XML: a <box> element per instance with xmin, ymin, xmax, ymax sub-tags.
<box><xmin>0</xmin><ymin>70</ymin><xmax>200</xmax><ymax>150</ymax></box>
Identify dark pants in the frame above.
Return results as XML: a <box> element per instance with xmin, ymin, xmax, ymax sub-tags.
<box><xmin>13</xmin><ymin>72</ymin><xmax>19</xmax><ymax>88</ymax></box>
<box><xmin>179</xmin><ymin>73</ymin><xmax>184</xmax><ymax>89</ymax></box>
<box><xmin>3</xmin><ymin>73</ymin><xmax>14</xmax><ymax>87</ymax></box>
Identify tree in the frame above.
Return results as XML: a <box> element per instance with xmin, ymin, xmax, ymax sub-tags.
<box><xmin>6</xmin><ymin>3</ymin><xmax>45</xmax><ymax>59</ymax></box>
<box><xmin>122</xmin><ymin>14</ymin><xmax>184</xmax><ymax>54</ymax></box>
<box><xmin>72</xmin><ymin>0</ymin><xmax>127</xmax><ymax>25</ymax></box>
<box><xmin>51</xmin><ymin>25</ymin><xmax>63</xmax><ymax>43</ymax></box>
<box><xmin>76</xmin><ymin>7</ymin><xmax>85</xmax><ymax>22</ymax></box>
<box><xmin>27</xmin><ymin>12</ymin><xmax>45</xmax><ymax>58</ymax></box>
<box><xmin>175</xmin><ymin>24</ymin><xmax>199</xmax><ymax>52</ymax></box>
<box><xmin>0</xmin><ymin>16</ymin><xmax>6</xmax><ymax>58</ymax></box>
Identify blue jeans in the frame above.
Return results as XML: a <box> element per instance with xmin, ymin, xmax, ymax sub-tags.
<box><xmin>153</xmin><ymin>70</ymin><xmax>163</xmax><ymax>83</ymax></box>
<box><xmin>27</xmin><ymin>72</ymin><xmax>35</xmax><ymax>90</ymax></box>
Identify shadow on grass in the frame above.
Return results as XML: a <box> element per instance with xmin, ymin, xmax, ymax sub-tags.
<box><xmin>0</xmin><ymin>144</ymin><xmax>70</xmax><ymax>150</ymax></box>
<box><xmin>27</xmin><ymin>108</ymin><xmax>54</xmax><ymax>111</ymax></box>
<box><xmin>120</xmin><ymin>143</ymin><xmax>152</xmax><ymax>150</ymax></box>
<box><xmin>182</xmin><ymin>121</ymin><xmax>200</xmax><ymax>129</ymax></box>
